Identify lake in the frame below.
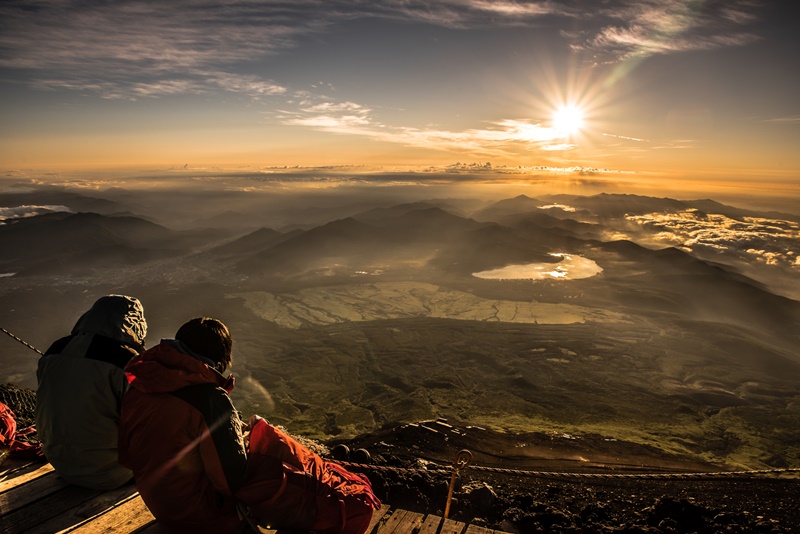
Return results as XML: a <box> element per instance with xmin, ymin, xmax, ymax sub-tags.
<box><xmin>472</xmin><ymin>253</ymin><xmax>603</xmax><ymax>281</ymax></box>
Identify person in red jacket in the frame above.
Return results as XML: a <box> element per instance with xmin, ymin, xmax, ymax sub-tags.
<box><xmin>119</xmin><ymin>317</ymin><xmax>379</xmax><ymax>534</ymax></box>
<box><xmin>119</xmin><ymin>317</ymin><xmax>246</xmax><ymax>533</ymax></box>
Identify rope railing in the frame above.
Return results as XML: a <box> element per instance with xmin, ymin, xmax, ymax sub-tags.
<box><xmin>0</xmin><ymin>327</ymin><xmax>43</xmax><ymax>356</ymax></box>
<box><xmin>335</xmin><ymin>458</ymin><xmax>800</xmax><ymax>480</ymax></box>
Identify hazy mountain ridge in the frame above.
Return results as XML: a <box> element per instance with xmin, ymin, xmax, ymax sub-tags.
<box><xmin>0</xmin><ymin>211</ymin><xmax>180</xmax><ymax>273</ymax></box>
<box><xmin>209</xmin><ymin>227</ymin><xmax>293</xmax><ymax>257</ymax></box>
<box><xmin>0</xmin><ymin>210</ymin><xmax>240</xmax><ymax>274</ymax></box>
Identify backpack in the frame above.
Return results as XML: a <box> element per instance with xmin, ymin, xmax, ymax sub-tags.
<box><xmin>0</xmin><ymin>401</ymin><xmax>43</xmax><ymax>462</ymax></box>
<box><xmin>235</xmin><ymin>416</ymin><xmax>380</xmax><ymax>534</ymax></box>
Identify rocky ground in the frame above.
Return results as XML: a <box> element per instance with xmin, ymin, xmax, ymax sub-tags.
<box><xmin>3</xmin><ymin>384</ymin><xmax>798</xmax><ymax>533</ymax></box>
<box><xmin>333</xmin><ymin>419</ymin><xmax>800</xmax><ymax>533</ymax></box>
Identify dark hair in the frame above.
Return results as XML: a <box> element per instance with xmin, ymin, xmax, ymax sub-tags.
<box><xmin>175</xmin><ymin>317</ymin><xmax>233</xmax><ymax>373</ymax></box>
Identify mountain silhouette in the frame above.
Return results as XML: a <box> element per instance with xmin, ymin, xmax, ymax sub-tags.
<box><xmin>0</xmin><ymin>211</ymin><xmax>183</xmax><ymax>274</ymax></box>
<box><xmin>209</xmin><ymin>227</ymin><xmax>295</xmax><ymax>257</ymax></box>
<box><xmin>471</xmin><ymin>194</ymin><xmax>546</xmax><ymax>221</ymax></box>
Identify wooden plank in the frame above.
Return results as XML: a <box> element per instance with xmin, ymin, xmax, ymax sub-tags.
<box><xmin>22</xmin><ymin>483</ymin><xmax>139</xmax><ymax>534</ymax></box>
<box><xmin>377</xmin><ymin>509</ymin><xmax>424</xmax><ymax>534</ymax></box>
<box><xmin>69</xmin><ymin>494</ymin><xmax>155</xmax><ymax>534</ymax></box>
<box><xmin>0</xmin><ymin>459</ymin><xmax>34</xmax><ymax>479</ymax></box>
<box><xmin>0</xmin><ymin>463</ymin><xmax>53</xmax><ymax>494</ymax></box>
<box><xmin>439</xmin><ymin>517</ymin><xmax>468</xmax><ymax>534</ymax></box>
<box><xmin>419</xmin><ymin>514</ymin><xmax>442</xmax><ymax>533</ymax></box>
<box><xmin>416</xmin><ymin>514</ymin><xmax>468</xmax><ymax>534</ymax></box>
<box><xmin>0</xmin><ymin>471</ymin><xmax>67</xmax><ymax>516</ymax></box>
<box><xmin>366</xmin><ymin>504</ymin><xmax>391</xmax><ymax>533</ymax></box>
<box><xmin>0</xmin><ymin>485</ymin><xmax>100</xmax><ymax>532</ymax></box>
<box><xmin>464</xmin><ymin>525</ymin><xmax>497</xmax><ymax>534</ymax></box>
<box><xmin>134</xmin><ymin>503</ymin><xmax>392</xmax><ymax>534</ymax></box>
<box><xmin>133</xmin><ymin>522</ymin><xmax>166</xmax><ymax>534</ymax></box>
<box><xmin>376</xmin><ymin>509</ymin><xmax>409</xmax><ymax>534</ymax></box>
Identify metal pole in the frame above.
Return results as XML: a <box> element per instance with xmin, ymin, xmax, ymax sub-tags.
<box><xmin>443</xmin><ymin>449</ymin><xmax>472</xmax><ymax>519</ymax></box>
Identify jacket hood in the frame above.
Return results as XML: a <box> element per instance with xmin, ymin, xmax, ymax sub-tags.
<box><xmin>125</xmin><ymin>340</ymin><xmax>233</xmax><ymax>394</ymax></box>
<box><xmin>72</xmin><ymin>295</ymin><xmax>147</xmax><ymax>349</ymax></box>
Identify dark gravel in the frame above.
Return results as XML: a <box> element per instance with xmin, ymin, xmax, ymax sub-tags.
<box><xmin>333</xmin><ymin>420</ymin><xmax>800</xmax><ymax>533</ymax></box>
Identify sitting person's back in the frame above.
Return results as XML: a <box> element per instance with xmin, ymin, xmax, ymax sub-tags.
<box><xmin>120</xmin><ymin>317</ymin><xmax>379</xmax><ymax>534</ymax></box>
<box><xmin>35</xmin><ymin>294</ymin><xmax>147</xmax><ymax>490</ymax></box>
<box><xmin>119</xmin><ymin>317</ymin><xmax>246</xmax><ymax>534</ymax></box>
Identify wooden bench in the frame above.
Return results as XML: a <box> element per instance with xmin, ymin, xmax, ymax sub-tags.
<box><xmin>0</xmin><ymin>459</ymin><xmax>507</xmax><ymax>533</ymax></box>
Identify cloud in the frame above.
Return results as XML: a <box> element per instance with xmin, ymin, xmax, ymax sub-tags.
<box><xmin>570</xmin><ymin>0</ymin><xmax>761</xmax><ymax>61</ymax></box>
<box><xmin>541</xmin><ymin>143</ymin><xmax>577</xmax><ymax>151</ymax></box>
<box><xmin>602</xmin><ymin>133</ymin><xmax>646</xmax><ymax>142</ymax></box>
<box><xmin>0</xmin><ymin>1</ymin><xmax>300</xmax><ymax>100</ymax></box>
<box><xmin>208</xmin><ymin>72</ymin><xmax>287</xmax><ymax>98</ymax></box>
<box><xmin>627</xmin><ymin>209</ymin><xmax>800</xmax><ymax>270</ymax></box>
<box><xmin>31</xmin><ymin>74</ymin><xmax>286</xmax><ymax>101</ymax></box>
<box><xmin>31</xmin><ymin>78</ymin><xmax>211</xmax><ymax>100</ymax></box>
<box><xmin>281</xmin><ymin>96</ymin><xmax>573</xmax><ymax>156</ymax></box>
<box><xmin>0</xmin><ymin>1</ymin><xmax>766</xmax><ymax>103</ymax></box>
<box><xmin>467</xmin><ymin>1</ymin><xmax>561</xmax><ymax>18</ymax></box>
<box><xmin>0</xmin><ymin>205</ymin><xmax>72</xmax><ymax>223</ymax></box>
<box><xmin>539</xmin><ymin>204</ymin><xmax>577</xmax><ymax>212</ymax></box>
<box><xmin>0</xmin><ymin>0</ymin><xmax>565</xmax><ymax>100</ymax></box>
<box><xmin>763</xmin><ymin>116</ymin><xmax>800</xmax><ymax>124</ymax></box>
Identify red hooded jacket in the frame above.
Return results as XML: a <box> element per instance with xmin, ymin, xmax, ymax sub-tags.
<box><xmin>118</xmin><ymin>340</ymin><xmax>246</xmax><ymax>534</ymax></box>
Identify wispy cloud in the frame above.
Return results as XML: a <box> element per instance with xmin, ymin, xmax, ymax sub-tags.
<box><xmin>0</xmin><ymin>1</ymin><xmax>301</xmax><ymax>100</ymax></box>
<box><xmin>30</xmin><ymin>72</ymin><xmax>286</xmax><ymax>101</ymax></box>
<box><xmin>281</xmin><ymin>97</ymin><xmax>573</xmax><ymax>156</ymax></box>
<box><xmin>570</xmin><ymin>0</ymin><xmax>761</xmax><ymax>61</ymax></box>
<box><xmin>763</xmin><ymin>116</ymin><xmax>800</xmax><ymax>124</ymax></box>
<box><xmin>0</xmin><ymin>1</ymin><xmax>765</xmax><ymax>102</ymax></box>
<box><xmin>468</xmin><ymin>1</ymin><xmax>561</xmax><ymax>18</ymax></box>
<box><xmin>603</xmin><ymin>133</ymin><xmax>647</xmax><ymax>142</ymax></box>
<box><xmin>0</xmin><ymin>0</ymin><xmax>565</xmax><ymax>100</ymax></box>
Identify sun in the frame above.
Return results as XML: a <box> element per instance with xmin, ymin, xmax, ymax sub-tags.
<box><xmin>552</xmin><ymin>104</ymin><xmax>585</xmax><ymax>135</ymax></box>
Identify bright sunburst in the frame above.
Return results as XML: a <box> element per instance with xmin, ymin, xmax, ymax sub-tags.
<box><xmin>552</xmin><ymin>104</ymin><xmax>585</xmax><ymax>135</ymax></box>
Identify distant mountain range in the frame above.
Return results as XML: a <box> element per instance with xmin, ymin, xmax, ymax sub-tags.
<box><xmin>0</xmin><ymin>211</ymin><xmax>230</xmax><ymax>275</ymax></box>
<box><xmin>1</xmin><ymin>191</ymin><xmax>797</xmax><ymax>343</ymax></box>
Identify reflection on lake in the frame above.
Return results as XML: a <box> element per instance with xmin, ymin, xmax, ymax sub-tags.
<box><xmin>472</xmin><ymin>253</ymin><xmax>602</xmax><ymax>281</ymax></box>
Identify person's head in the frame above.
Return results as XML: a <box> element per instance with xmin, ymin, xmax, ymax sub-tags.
<box><xmin>175</xmin><ymin>317</ymin><xmax>233</xmax><ymax>373</ymax></box>
<box><xmin>72</xmin><ymin>295</ymin><xmax>147</xmax><ymax>352</ymax></box>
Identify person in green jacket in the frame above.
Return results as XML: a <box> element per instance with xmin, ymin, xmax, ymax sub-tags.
<box><xmin>35</xmin><ymin>294</ymin><xmax>147</xmax><ymax>489</ymax></box>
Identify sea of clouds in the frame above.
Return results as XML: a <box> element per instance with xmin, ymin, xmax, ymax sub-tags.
<box><xmin>626</xmin><ymin>209</ymin><xmax>800</xmax><ymax>269</ymax></box>
<box><xmin>0</xmin><ymin>205</ymin><xmax>72</xmax><ymax>224</ymax></box>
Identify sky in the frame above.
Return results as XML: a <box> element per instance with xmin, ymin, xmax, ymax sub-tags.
<box><xmin>1</xmin><ymin>0</ymin><xmax>799</xmax><ymax>185</ymax></box>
